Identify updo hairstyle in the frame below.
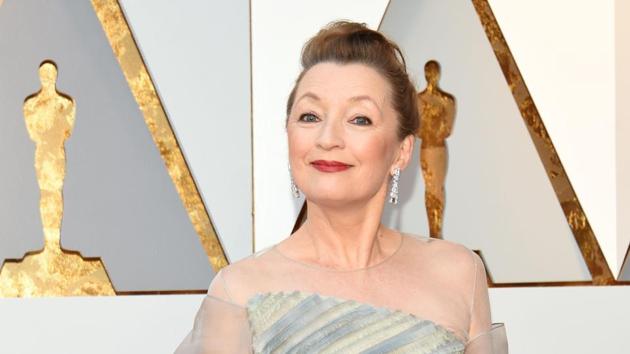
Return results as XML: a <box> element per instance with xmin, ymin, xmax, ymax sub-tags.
<box><xmin>286</xmin><ymin>21</ymin><xmax>419</xmax><ymax>140</ymax></box>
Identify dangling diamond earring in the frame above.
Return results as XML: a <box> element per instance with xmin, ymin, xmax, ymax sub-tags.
<box><xmin>388</xmin><ymin>167</ymin><xmax>400</xmax><ymax>204</ymax></box>
<box><xmin>288</xmin><ymin>164</ymin><xmax>301</xmax><ymax>198</ymax></box>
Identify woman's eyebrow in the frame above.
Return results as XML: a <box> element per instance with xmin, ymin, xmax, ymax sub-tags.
<box><xmin>296</xmin><ymin>92</ymin><xmax>320</xmax><ymax>104</ymax></box>
<box><xmin>296</xmin><ymin>92</ymin><xmax>383</xmax><ymax>115</ymax></box>
<box><xmin>349</xmin><ymin>95</ymin><xmax>383</xmax><ymax>115</ymax></box>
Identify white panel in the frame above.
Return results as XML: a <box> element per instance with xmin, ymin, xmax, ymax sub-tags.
<box><xmin>251</xmin><ymin>0</ymin><xmax>390</xmax><ymax>250</ymax></box>
<box><xmin>3</xmin><ymin>287</ymin><xmax>630</xmax><ymax>353</ymax></box>
<box><xmin>380</xmin><ymin>0</ymin><xmax>589</xmax><ymax>282</ymax></box>
<box><xmin>0</xmin><ymin>295</ymin><xmax>204</xmax><ymax>354</ymax></box>
<box><xmin>488</xmin><ymin>0</ymin><xmax>618</xmax><ymax>274</ymax></box>
<box><xmin>119</xmin><ymin>0</ymin><xmax>253</xmax><ymax>262</ymax></box>
<box><xmin>616</xmin><ymin>0</ymin><xmax>630</xmax><ymax>277</ymax></box>
<box><xmin>490</xmin><ymin>286</ymin><xmax>630</xmax><ymax>354</ymax></box>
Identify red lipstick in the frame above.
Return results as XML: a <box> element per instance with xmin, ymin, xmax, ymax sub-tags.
<box><xmin>310</xmin><ymin>160</ymin><xmax>352</xmax><ymax>172</ymax></box>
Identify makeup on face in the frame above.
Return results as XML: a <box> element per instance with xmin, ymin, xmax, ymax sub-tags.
<box><xmin>310</xmin><ymin>160</ymin><xmax>353</xmax><ymax>173</ymax></box>
<box><xmin>287</xmin><ymin>63</ymin><xmax>402</xmax><ymax>204</ymax></box>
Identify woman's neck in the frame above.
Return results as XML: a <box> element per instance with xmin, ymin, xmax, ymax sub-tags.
<box><xmin>293</xmin><ymin>195</ymin><xmax>397</xmax><ymax>270</ymax></box>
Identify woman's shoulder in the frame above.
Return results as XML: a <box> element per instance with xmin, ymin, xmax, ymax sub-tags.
<box><xmin>207</xmin><ymin>244</ymin><xmax>279</xmax><ymax>305</ymax></box>
<box><xmin>402</xmin><ymin>232</ymin><xmax>477</xmax><ymax>257</ymax></box>
<box><xmin>400</xmin><ymin>232</ymin><xmax>483</xmax><ymax>276</ymax></box>
<box><xmin>217</xmin><ymin>244</ymin><xmax>277</xmax><ymax>280</ymax></box>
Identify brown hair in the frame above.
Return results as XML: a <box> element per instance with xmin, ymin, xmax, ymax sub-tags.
<box><xmin>286</xmin><ymin>20</ymin><xmax>419</xmax><ymax>140</ymax></box>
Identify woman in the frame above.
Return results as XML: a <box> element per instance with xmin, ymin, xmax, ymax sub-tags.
<box><xmin>176</xmin><ymin>21</ymin><xmax>507</xmax><ymax>353</ymax></box>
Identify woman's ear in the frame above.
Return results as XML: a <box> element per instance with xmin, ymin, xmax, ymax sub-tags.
<box><xmin>394</xmin><ymin>134</ymin><xmax>415</xmax><ymax>171</ymax></box>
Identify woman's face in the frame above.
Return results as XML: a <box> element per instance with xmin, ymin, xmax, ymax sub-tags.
<box><xmin>287</xmin><ymin>62</ymin><xmax>413</xmax><ymax>207</ymax></box>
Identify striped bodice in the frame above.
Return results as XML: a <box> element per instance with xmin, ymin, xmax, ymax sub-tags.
<box><xmin>246</xmin><ymin>290</ymin><xmax>466</xmax><ymax>354</ymax></box>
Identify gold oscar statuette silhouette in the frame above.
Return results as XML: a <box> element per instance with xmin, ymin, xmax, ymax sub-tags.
<box><xmin>0</xmin><ymin>61</ymin><xmax>115</xmax><ymax>297</ymax></box>
<box><xmin>416</xmin><ymin>60</ymin><xmax>456</xmax><ymax>239</ymax></box>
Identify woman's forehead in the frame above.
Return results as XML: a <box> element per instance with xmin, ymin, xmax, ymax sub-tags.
<box><xmin>295</xmin><ymin>62</ymin><xmax>391</xmax><ymax>105</ymax></box>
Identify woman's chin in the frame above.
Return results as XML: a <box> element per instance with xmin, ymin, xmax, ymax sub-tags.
<box><xmin>303</xmin><ymin>193</ymin><xmax>370</xmax><ymax>208</ymax></box>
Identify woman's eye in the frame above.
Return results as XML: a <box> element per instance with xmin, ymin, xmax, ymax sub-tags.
<box><xmin>351</xmin><ymin>116</ymin><xmax>372</xmax><ymax>126</ymax></box>
<box><xmin>298</xmin><ymin>113</ymin><xmax>319</xmax><ymax>123</ymax></box>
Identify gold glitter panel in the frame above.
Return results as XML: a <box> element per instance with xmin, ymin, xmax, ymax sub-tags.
<box><xmin>91</xmin><ymin>0</ymin><xmax>227</xmax><ymax>271</ymax></box>
<box><xmin>472</xmin><ymin>0</ymin><xmax>615</xmax><ymax>285</ymax></box>
<box><xmin>0</xmin><ymin>61</ymin><xmax>115</xmax><ymax>297</ymax></box>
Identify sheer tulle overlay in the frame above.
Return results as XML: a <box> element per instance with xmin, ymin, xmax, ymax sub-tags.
<box><xmin>175</xmin><ymin>234</ymin><xmax>508</xmax><ymax>353</ymax></box>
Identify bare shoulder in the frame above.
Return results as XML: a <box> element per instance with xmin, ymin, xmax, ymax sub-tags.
<box><xmin>402</xmin><ymin>233</ymin><xmax>481</xmax><ymax>275</ymax></box>
<box><xmin>209</xmin><ymin>245</ymin><xmax>276</xmax><ymax>305</ymax></box>
<box><xmin>218</xmin><ymin>245</ymin><xmax>276</xmax><ymax>281</ymax></box>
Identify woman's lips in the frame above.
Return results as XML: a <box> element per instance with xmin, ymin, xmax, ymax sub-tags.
<box><xmin>310</xmin><ymin>160</ymin><xmax>352</xmax><ymax>172</ymax></box>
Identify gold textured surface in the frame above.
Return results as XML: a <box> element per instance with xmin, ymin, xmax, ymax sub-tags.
<box><xmin>423</xmin><ymin>191</ymin><xmax>444</xmax><ymax>238</ymax></box>
<box><xmin>416</xmin><ymin>60</ymin><xmax>455</xmax><ymax>239</ymax></box>
<box><xmin>91</xmin><ymin>0</ymin><xmax>227</xmax><ymax>271</ymax></box>
<box><xmin>472</xmin><ymin>0</ymin><xmax>615</xmax><ymax>285</ymax></box>
<box><xmin>0</xmin><ymin>62</ymin><xmax>115</xmax><ymax>297</ymax></box>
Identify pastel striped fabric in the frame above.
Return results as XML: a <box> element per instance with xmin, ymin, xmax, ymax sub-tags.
<box><xmin>247</xmin><ymin>291</ymin><xmax>465</xmax><ymax>354</ymax></box>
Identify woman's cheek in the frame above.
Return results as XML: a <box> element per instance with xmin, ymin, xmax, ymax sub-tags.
<box><xmin>287</xmin><ymin>129</ymin><xmax>313</xmax><ymax>176</ymax></box>
<box><xmin>352</xmin><ymin>133</ymin><xmax>388</xmax><ymax>161</ymax></box>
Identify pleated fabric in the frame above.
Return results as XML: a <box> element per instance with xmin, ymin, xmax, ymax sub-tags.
<box><xmin>247</xmin><ymin>291</ymin><xmax>466</xmax><ymax>354</ymax></box>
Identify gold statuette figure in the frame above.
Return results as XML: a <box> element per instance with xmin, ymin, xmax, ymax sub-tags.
<box><xmin>0</xmin><ymin>61</ymin><xmax>115</xmax><ymax>297</ymax></box>
<box><xmin>416</xmin><ymin>60</ymin><xmax>456</xmax><ymax>239</ymax></box>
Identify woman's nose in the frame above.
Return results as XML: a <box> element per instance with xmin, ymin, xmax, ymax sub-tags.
<box><xmin>315</xmin><ymin>117</ymin><xmax>345</xmax><ymax>150</ymax></box>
